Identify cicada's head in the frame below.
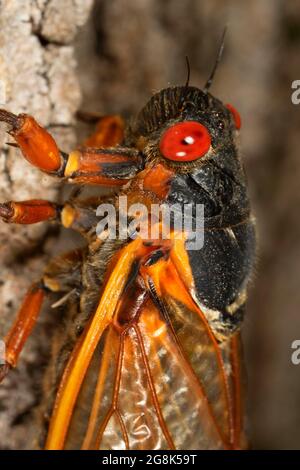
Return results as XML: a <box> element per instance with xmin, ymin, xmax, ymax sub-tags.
<box><xmin>128</xmin><ymin>86</ymin><xmax>255</xmax><ymax>342</ymax></box>
<box><xmin>129</xmin><ymin>86</ymin><xmax>242</xmax><ymax>175</ymax></box>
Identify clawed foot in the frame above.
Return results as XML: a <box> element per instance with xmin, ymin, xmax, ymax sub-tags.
<box><xmin>0</xmin><ymin>109</ymin><xmax>24</xmax><ymax>133</ymax></box>
<box><xmin>0</xmin><ymin>202</ymin><xmax>14</xmax><ymax>222</ymax></box>
<box><xmin>0</xmin><ymin>362</ymin><xmax>11</xmax><ymax>383</ymax></box>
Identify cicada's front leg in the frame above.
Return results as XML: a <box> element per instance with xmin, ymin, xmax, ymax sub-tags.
<box><xmin>0</xmin><ymin>109</ymin><xmax>143</xmax><ymax>186</ymax></box>
<box><xmin>0</xmin><ymin>249</ymin><xmax>83</xmax><ymax>383</ymax></box>
<box><xmin>0</xmin><ymin>197</ymin><xmax>103</xmax><ymax>238</ymax></box>
<box><xmin>0</xmin><ymin>109</ymin><xmax>65</xmax><ymax>173</ymax></box>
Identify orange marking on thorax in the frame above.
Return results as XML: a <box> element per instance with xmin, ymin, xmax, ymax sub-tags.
<box><xmin>139</xmin><ymin>164</ymin><xmax>174</xmax><ymax>200</ymax></box>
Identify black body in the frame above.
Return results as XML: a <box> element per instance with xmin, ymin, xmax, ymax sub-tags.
<box><xmin>128</xmin><ymin>86</ymin><xmax>256</xmax><ymax>339</ymax></box>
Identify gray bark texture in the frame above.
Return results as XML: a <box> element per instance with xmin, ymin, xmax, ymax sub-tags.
<box><xmin>0</xmin><ymin>0</ymin><xmax>93</xmax><ymax>449</ymax></box>
<box><xmin>0</xmin><ymin>0</ymin><xmax>300</xmax><ymax>450</ymax></box>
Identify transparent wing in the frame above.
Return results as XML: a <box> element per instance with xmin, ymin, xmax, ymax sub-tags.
<box><xmin>45</xmin><ymin>238</ymin><xmax>246</xmax><ymax>450</ymax></box>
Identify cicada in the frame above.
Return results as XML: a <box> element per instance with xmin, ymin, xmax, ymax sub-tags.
<box><xmin>0</xmin><ymin>65</ymin><xmax>255</xmax><ymax>449</ymax></box>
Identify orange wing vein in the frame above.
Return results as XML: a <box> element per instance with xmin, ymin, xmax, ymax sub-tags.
<box><xmin>45</xmin><ymin>237</ymin><xmax>246</xmax><ymax>450</ymax></box>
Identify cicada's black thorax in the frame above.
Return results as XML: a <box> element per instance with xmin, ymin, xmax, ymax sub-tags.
<box><xmin>129</xmin><ymin>86</ymin><xmax>256</xmax><ymax>340</ymax></box>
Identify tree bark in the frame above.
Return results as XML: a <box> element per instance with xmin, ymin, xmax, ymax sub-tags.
<box><xmin>0</xmin><ymin>0</ymin><xmax>93</xmax><ymax>450</ymax></box>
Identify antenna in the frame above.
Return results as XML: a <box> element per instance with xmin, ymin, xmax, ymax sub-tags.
<box><xmin>203</xmin><ymin>26</ymin><xmax>227</xmax><ymax>93</ymax></box>
<box><xmin>185</xmin><ymin>55</ymin><xmax>191</xmax><ymax>87</ymax></box>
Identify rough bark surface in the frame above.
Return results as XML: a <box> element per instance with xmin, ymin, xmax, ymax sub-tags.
<box><xmin>0</xmin><ymin>0</ymin><xmax>93</xmax><ymax>450</ymax></box>
<box><xmin>1</xmin><ymin>0</ymin><xmax>300</xmax><ymax>450</ymax></box>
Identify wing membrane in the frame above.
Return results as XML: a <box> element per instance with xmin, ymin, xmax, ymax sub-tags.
<box><xmin>46</xmin><ymin>238</ymin><xmax>246</xmax><ymax>450</ymax></box>
<box><xmin>138</xmin><ymin>298</ymin><xmax>226</xmax><ymax>449</ymax></box>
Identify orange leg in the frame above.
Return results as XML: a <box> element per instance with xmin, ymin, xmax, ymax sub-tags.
<box><xmin>0</xmin><ymin>249</ymin><xmax>83</xmax><ymax>383</ymax></box>
<box><xmin>0</xmin><ymin>198</ymin><xmax>103</xmax><ymax>237</ymax></box>
<box><xmin>0</xmin><ymin>109</ymin><xmax>143</xmax><ymax>186</ymax></box>
<box><xmin>63</xmin><ymin>146</ymin><xmax>142</xmax><ymax>185</ymax></box>
<box><xmin>0</xmin><ymin>109</ymin><xmax>63</xmax><ymax>173</ymax></box>
<box><xmin>82</xmin><ymin>115</ymin><xmax>125</xmax><ymax>148</ymax></box>
<box><xmin>0</xmin><ymin>199</ymin><xmax>59</xmax><ymax>224</ymax></box>
<box><xmin>3</xmin><ymin>283</ymin><xmax>46</xmax><ymax>371</ymax></box>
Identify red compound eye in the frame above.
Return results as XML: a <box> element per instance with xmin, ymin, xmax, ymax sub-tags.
<box><xmin>159</xmin><ymin>121</ymin><xmax>211</xmax><ymax>162</ymax></box>
<box><xmin>226</xmin><ymin>103</ymin><xmax>241</xmax><ymax>130</ymax></box>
